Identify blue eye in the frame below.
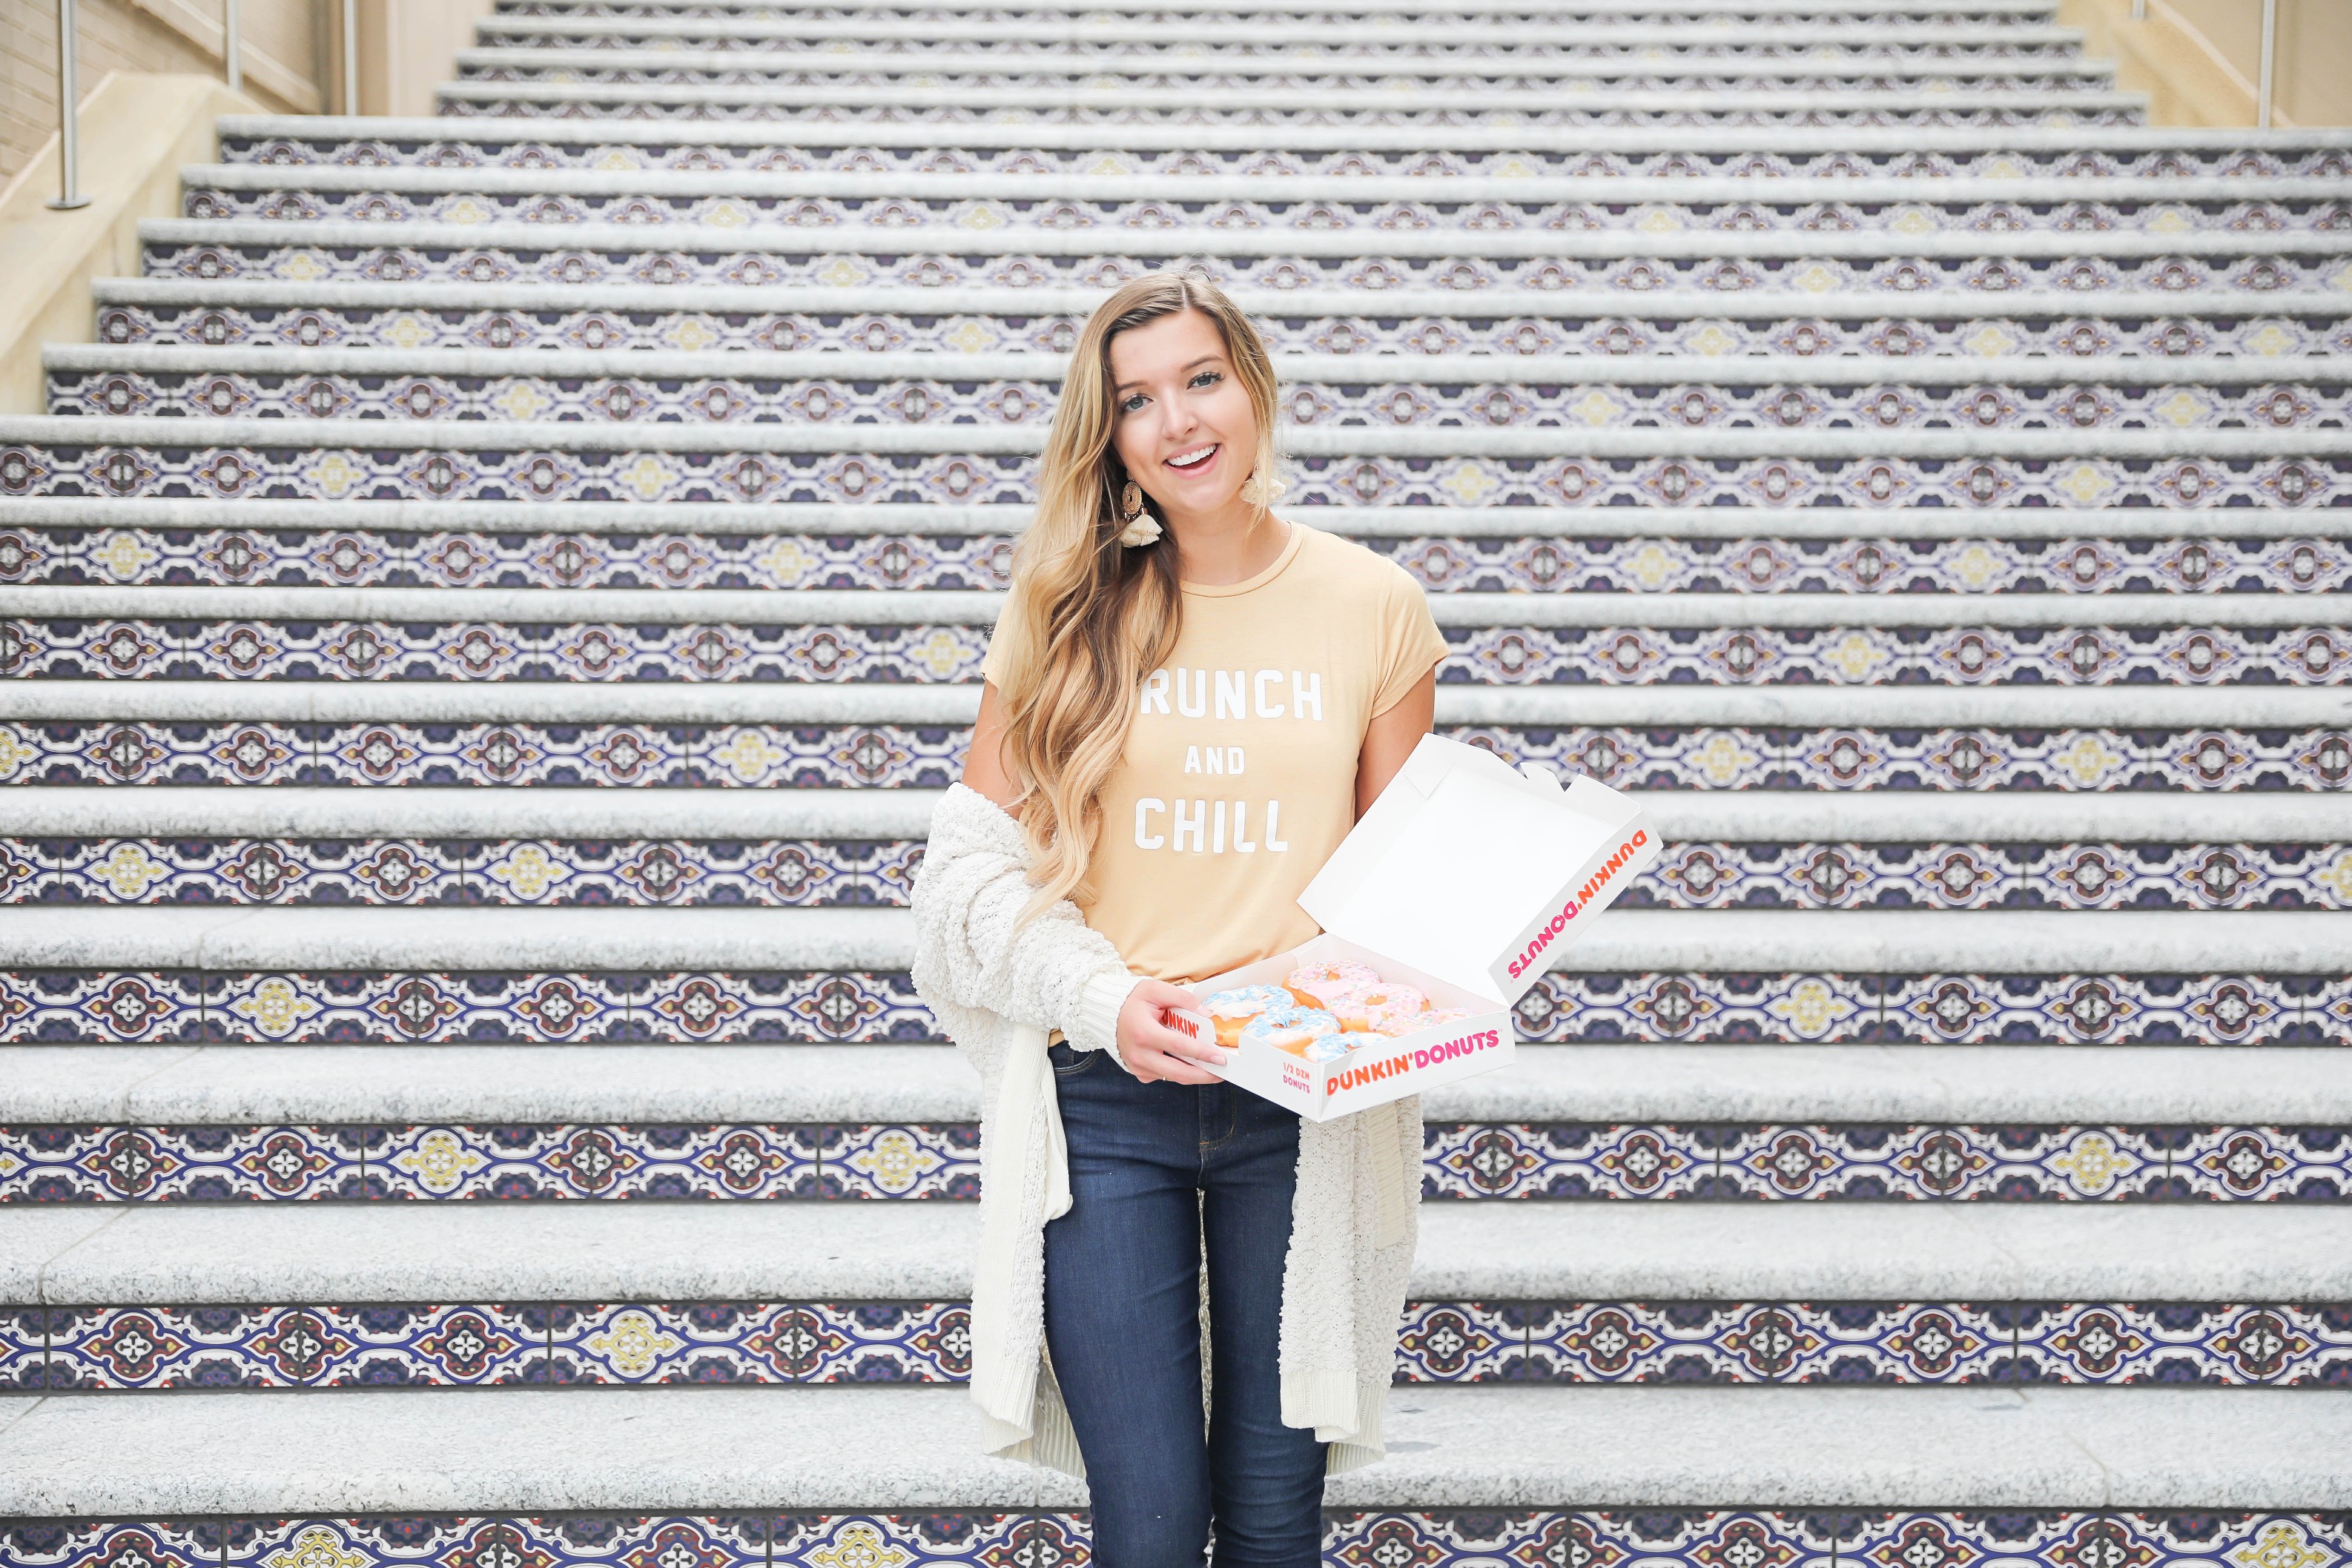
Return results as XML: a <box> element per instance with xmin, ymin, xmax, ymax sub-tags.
<box><xmin>1191</xmin><ymin>371</ymin><xmax>1222</xmax><ymax>389</ymax></box>
<box><xmin>1119</xmin><ymin>393</ymin><xmax>1148</xmax><ymax>414</ymax></box>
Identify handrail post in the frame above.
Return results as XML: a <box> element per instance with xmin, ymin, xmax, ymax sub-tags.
<box><xmin>224</xmin><ymin>0</ymin><xmax>242</xmax><ymax>92</ymax></box>
<box><xmin>341</xmin><ymin>0</ymin><xmax>358</xmax><ymax>113</ymax></box>
<box><xmin>2130</xmin><ymin>0</ymin><xmax>2144</xmax><ymax>19</ymax></box>
<box><xmin>47</xmin><ymin>0</ymin><xmax>90</xmax><ymax>211</ymax></box>
<box><xmin>2256</xmin><ymin>0</ymin><xmax>2277</xmax><ymax>128</ymax></box>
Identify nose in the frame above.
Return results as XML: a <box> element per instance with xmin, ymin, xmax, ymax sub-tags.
<box><xmin>1155</xmin><ymin>394</ymin><xmax>1198</xmax><ymax>445</ymax></box>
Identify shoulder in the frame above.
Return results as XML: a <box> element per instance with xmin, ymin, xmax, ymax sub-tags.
<box><xmin>1286</xmin><ymin>523</ymin><xmax>1428</xmax><ymax>611</ymax></box>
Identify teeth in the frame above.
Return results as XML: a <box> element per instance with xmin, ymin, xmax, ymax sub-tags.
<box><xmin>1168</xmin><ymin>444</ymin><xmax>1216</xmax><ymax>468</ymax></box>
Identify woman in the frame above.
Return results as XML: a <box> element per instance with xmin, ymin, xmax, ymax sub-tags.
<box><xmin>911</xmin><ymin>271</ymin><xmax>1447</xmax><ymax>1567</ymax></box>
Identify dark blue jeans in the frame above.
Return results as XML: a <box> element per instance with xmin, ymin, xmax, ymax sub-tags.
<box><xmin>1043</xmin><ymin>1042</ymin><xmax>1327</xmax><ymax>1568</ymax></box>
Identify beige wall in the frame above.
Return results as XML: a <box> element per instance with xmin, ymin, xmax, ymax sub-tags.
<box><xmin>2063</xmin><ymin>0</ymin><xmax>2351</xmax><ymax>126</ymax></box>
<box><xmin>2161</xmin><ymin>0</ymin><xmax>2352</xmax><ymax>127</ymax></box>
<box><xmin>2</xmin><ymin>0</ymin><xmax>320</xmax><ymax>180</ymax></box>
<box><xmin>356</xmin><ymin>0</ymin><xmax>495</xmax><ymax>116</ymax></box>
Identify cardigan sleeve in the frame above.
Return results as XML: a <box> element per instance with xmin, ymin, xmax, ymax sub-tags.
<box><xmin>911</xmin><ymin>783</ymin><xmax>1140</xmax><ymax>1059</ymax></box>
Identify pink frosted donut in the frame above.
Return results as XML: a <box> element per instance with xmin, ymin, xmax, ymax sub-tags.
<box><xmin>1284</xmin><ymin>962</ymin><xmax>1381</xmax><ymax>1010</ymax></box>
<box><xmin>1331</xmin><ymin>983</ymin><xmax>1427</xmax><ymax>1033</ymax></box>
<box><xmin>1370</xmin><ymin>1006</ymin><xmax>1473</xmax><ymax>1039</ymax></box>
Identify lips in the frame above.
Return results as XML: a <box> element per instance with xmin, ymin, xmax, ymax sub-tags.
<box><xmin>1166</xmin><ymin>443</ymin><xmax>1218</xmax><ymax>471</ymax></box>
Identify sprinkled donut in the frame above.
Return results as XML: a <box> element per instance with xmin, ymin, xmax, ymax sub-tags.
<box><xmin>1369</xmin><ymin>1006</ymin><xmax>1473</xmax><ymax>1039</ymax></box>
<box><xmin>1331</xmin><ymin>983</ymin><xmax>1429</xmax><ymax>1032</ymax></box>
<box><xmin>1284</xmin><ymin>961</ymin><xmax>1381</xmax><ymax>1010</ymax></box>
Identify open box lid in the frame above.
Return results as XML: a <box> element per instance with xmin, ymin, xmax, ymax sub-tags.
<box><xmin>1298</xmin><ymin>732</ymin><xmax>1649</xmax><ymax>1007</ymax></box>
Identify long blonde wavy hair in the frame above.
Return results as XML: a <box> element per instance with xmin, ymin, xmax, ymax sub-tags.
<box><xmin>992</xmin><ymin>271</ymin><xmax>1283</xmax><ymax>916</ymax></box>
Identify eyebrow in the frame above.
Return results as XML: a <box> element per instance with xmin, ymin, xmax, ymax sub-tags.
<box><xmin>1113</xmin><ymin>353</ymin><xmax>1226</xmax><ymax>395</ymax></box>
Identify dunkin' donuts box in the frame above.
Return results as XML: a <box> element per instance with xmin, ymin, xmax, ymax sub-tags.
<box><xmin>1169</xmin><ymin>732</ymin><xmax>1660</xmax><ymax>1122</ymax></box>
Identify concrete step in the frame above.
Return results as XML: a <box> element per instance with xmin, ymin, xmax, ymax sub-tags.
<box><xmin>492</xmin><ymin>0</ymin><xmax>2069</xmax><ymax>19</ymax></box>
<box><xmin>13</xmin><ymin>603</ymin><xmax>2342</xmax><ymax>688</ymax></box>
<box><xmin>7</xmin><ymin>790</ymin><xmax>2342</xmax><ymax>911</ymax></box>
<box><xmin>13</xmin><ymin>712</ymin><xmax>2338</xmax><ymax>795</ymax></box>
<box><xmin>137</xmin><ymin>217</ymin><xmax>2352</xmax><ymax>285</ymax></box>
<box><xmin>1</xmin><ymin>1384</ymin><xmax>2348</xmax><ymax>1515</ymax></box>
<box><xmin>12</xmin><ymin>1200</ymin><xmax>2351</xmax><ymax>1304</ymax></box>
<box><xmin>1</xmin><ymin>1062</ymin><xmax>2346</xmax><ymax>1203</ymax></box>
<box><xmin>9</xmin><ymin>524</ymin><xmax>2342</xmax><ymax>597</ymax></box>
<box><xmin>14</xmin><ymin>505</ymin><xmax>2345</xmax><ymax>597</ymax></box>
<box><xmin>93</xmin><ymin>285</ymin><xmax>2351</xmax><ymax>363</ymax></box>
<box><xmin>15</xmin><ymin>411</ymin><xmax>2348</xmax><ymax>465</ymax></box>
<box><xmin>177</xmin><ymin>165</ymin><xmax>2342</xmax><ymax>233</ymax></box>
<box><xmin>0</xmin><ymin>904</ymin><xmax>2337</xmax><ymax>973</ymax></box>
<box><xmin>10</xmin><ymin>497</ymin><xmax>2347</xmax><ymax>599</ymax></box>
<box><xmin>434</xmin><ymin>79</ymin><xmax>2147</xmax><ymax>119</ymax></box>
<box><xmin>466</xmin><ymin>16</ymin><xmax>2088</xmax><ymax>47</ymax></box>
<box><xmin>5</xmin><ymin>1206</ymin><xmax>2346</xmax><ymax>1389</ymax></box>
<box><xmin>13</xmin><ymin>584</ymin><xmax>2343</xmax><ymax>629</ymax></box>
<box><xmin>9</xmin><ymin>678</ymin><xmax>2345</xmax><ymax>731</ymax></box>
<box><xmin>39</xmin><ymin>497</ymin><xmax>2346</xmax><ymax>543</ymax></box>
<box><xmin>7</xmin><ymin>959</ymin><xmax>2334</xmax><ymax>1048</ymax></box>
<box><xmin>53</xmin><ymin>345</ymin><xmax>2345</xmax><ymax>390</ymax></box>
<box><xmin>50</xmin><ymin>351</ymin><xmax>2348</xmax><ymax>435</ymax></box>
<box><xmin>16</xmin><ymin>785</ymin><xmax>2351</xmax><ymax>841</ymax></box>
<box><xmin>450</xmin><ymin>44</ymin><xmax>2112</xmax><ymax>82</ymax></box>
<box><xmin>211</xmin><ymin>115</ymin><xmax>2352</xmax><ymax>166</ymax></box>
<box><xmin>10</xmin><ymin>1043</ymin><xmax>2352</xmax><ymax>1125</ymax></box>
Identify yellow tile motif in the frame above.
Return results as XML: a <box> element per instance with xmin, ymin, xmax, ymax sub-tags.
<box><xmin>2232</xmin><ymin>1522</ymin><xmax>2333</xmax><ymax>1568</ymax></box>
<box><xmin>267</xmin><ymin>1529</ymin><xmax>366</xmax><ymax>1568</ymax></box>
<box><xmin>228</xmin><ymin>977</ymin><xmax>324</xmax><ymax>1039</ymax></box>
<box><xmin>2048</xmin><ymin>1132</ymin><xmax>2139</xmax><ymax>1196</ymax></box>
<box><xmin>583</xmin><ymin>1309</ymin><xmax>686</xmax><ymax>1377</ymax></box>
<box><xmin>391</xmin><ymin>1130</ymin><xmax>491</xmax><ymax>1194</ymax></box>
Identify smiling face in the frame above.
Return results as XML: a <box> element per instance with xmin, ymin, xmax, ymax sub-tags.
<box><xmin>1106</xmin><ymin>308</ymin><xmax>1263</xmax><ymax>526</ymax></box>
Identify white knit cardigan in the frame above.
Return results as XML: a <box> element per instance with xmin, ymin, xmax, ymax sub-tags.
<box><xmin>909</xmin><ymin>782</ymin><xmax>1421</xmax><ymax>1479</ymax></box>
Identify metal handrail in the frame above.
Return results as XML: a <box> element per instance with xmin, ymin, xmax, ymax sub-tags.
<box><xmin>47</xmin><ymin>0</ymin><xmax>89</xmax><ymax>210</ymax></box>
<box><xmin>2257</xmin><ymin>0</ymin><xmax>2278</xmax><ymax>129</ymax></box>
<box><xmin>223</xmin><ymin>0</ymin><xmax>241</xmax><ymax>92</ymax></box>
<box><xmin>342</xmin><ymin>0</ymin><xmax>359</xmax><ymax>113</ymax></box>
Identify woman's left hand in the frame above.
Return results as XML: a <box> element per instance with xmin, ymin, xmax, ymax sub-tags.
<box><xmin>1114</xmin><ymin>977</ymin><xmax>1223</xmax><ymax>1084</ymax></box>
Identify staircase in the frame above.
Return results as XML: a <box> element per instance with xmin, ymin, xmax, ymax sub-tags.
<box><xmin>4</xmin><ymin>0</ymin><xmax>2352</xmax><ymax>1558</ymax></box>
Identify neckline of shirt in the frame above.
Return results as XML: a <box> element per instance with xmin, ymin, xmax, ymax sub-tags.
<box><xmin>1179</xmin><ymin>517</ymin><xmax>1306</xmax><ymax>600</ymax></box>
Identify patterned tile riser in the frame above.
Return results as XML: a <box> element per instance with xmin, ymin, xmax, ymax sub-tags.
<box><xmin>216</xmin><ymin>137</ymin><xmax>2352</xmax><ymax>181</ymax></box>
<box><xmin>15</xmin><ymin>528</ymin><xmax>2348</xmax><ymax>596</ymax></box>
<box><xmin>454</xmin><ymin>65</ymin><xmax>2121</xmax><ymax>90</ymax></box>
<box><xmin>177</xmin><ymin>186</ymin><xmax>2342</xmax><ymax>238</ymax></box>
<box><xmin>11</xmin><ymin>443</ymin><xmax>2341</xmax><ymax>510</ymax></box>
<box><xmin>133</xmin><ymin>244</ymin><xmax>2351</xmax><ymax>303</ymax></box>
<box><xmin>54</xmin><ymin>368</ymin><xmax>2352</xmax><ymax>435</ymax></box>
<box><xmin>9</xmin><ymin>836</ymin><xmax>2347</xmax><ymax>912</ymax></box>
<box><xmin>1</xmin><ymin>1122</ymin><xmax>2347</xmax><ymax>1201</ymax></box>
<box><xmin>8</xmin><ymin>1515</ymin><xmax>2352</xmax><ymax>1568</ymax></box>
<box><xmin>90</xmin><ymin>302</ymin><xmax>2352</xmax><ymax>364</ymax></box>
<box><xmin>439</xmin><ymin>101</ymin><xmax>2157</xmax><ymax>127</ymax></box>
<box><xmin>7</xmin><ymin>970</ymin><xmax>2343</xmax><ymax>1046</ymax></box>
<box><xmin>1418</xmin><ymin>1122</ymin><xmax>2352</xmax><ymax>1201</ymax></box>
<box><xmin>10</xmin><ymin>620</ymin><xmax>2348</xmax><ymax>687</ymax></box>
<box><xmin>1</xmin><ymin>1301</ymin><xmax>970</xmax><ymax>1389</ymax></box>
<box><xmin>0</xmin><ymin>1123</ymin><xmax>981</xmax><ymax>1202</ymax></box>
<box><xmin>16</xmin><ymin>1514</ymin><xmax>2343</xmax><ymax>1568</ymax></box>
<box><xmin>6</xmin><ymin>722</ymin><xmax>2341</xmax><ymax>792</ymax></box>
<box><xmin>3</xmin><ymin>1299</ymin><xmax>2347</xmax><ymax>1389</ymax></box>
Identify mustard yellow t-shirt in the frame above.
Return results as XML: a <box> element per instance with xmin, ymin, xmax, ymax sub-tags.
<box><xmin>982</xmin><ymin>522</ymin><xmax>1450</xmax><ymax>984</ymax></box>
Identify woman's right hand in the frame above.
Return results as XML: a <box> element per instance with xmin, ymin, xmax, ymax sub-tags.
<box><xmin>1114</xmin><ymin>977</ymin><xmax>1223</xmax><ymax>1085</ymax></box>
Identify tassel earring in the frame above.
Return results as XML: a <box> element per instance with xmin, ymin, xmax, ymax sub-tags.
<box><xmin>1238</xmin><ymin>465</ymin><xmax>1286</xmax><ymax>509</ymax></box>
<box><xmin>1117</xmin><ymin>480</ymin><xmax>1162</xmax><ymax>546</ymax></box>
